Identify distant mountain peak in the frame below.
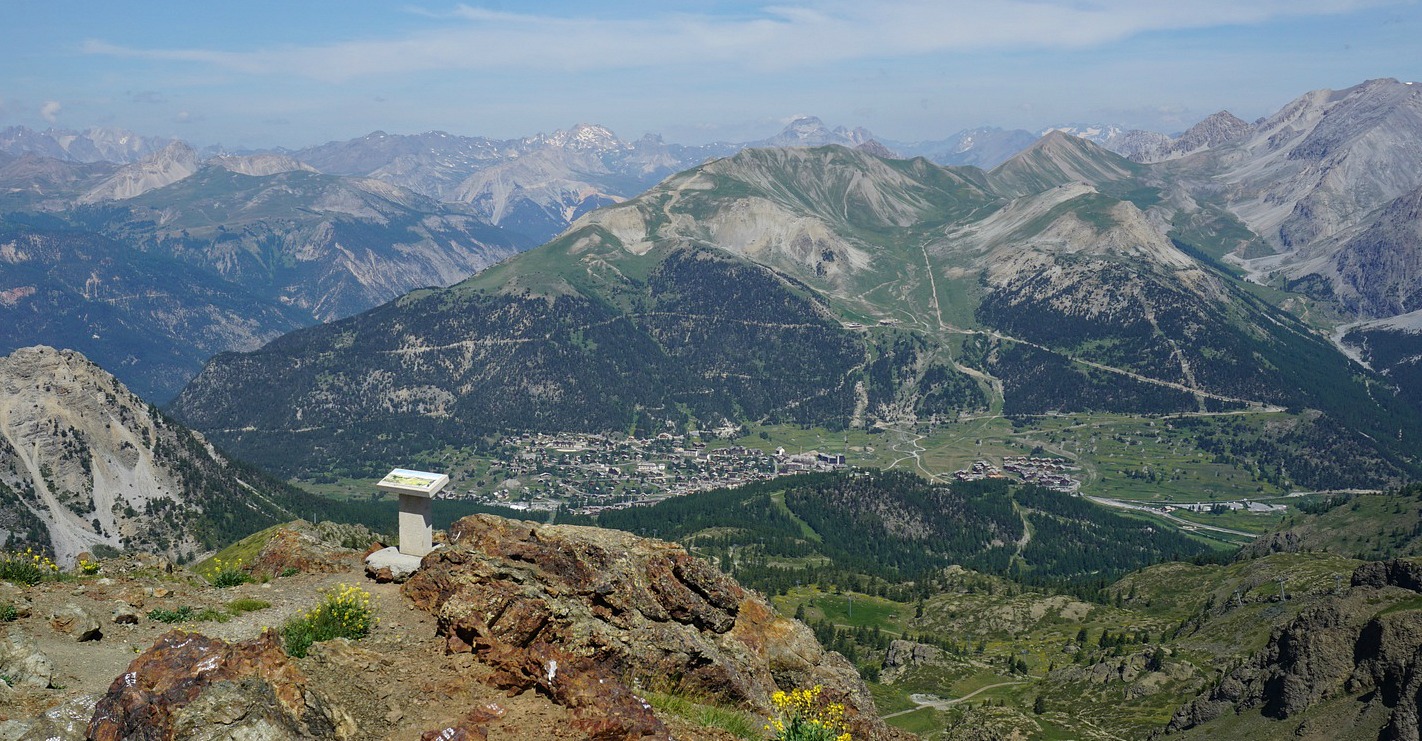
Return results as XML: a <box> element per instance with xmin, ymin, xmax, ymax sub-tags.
<box><xmin>762</xmin><ymin>116</ymin><xmax>876</xmax><ymax>148</ymax></box>
<box><xmin>854</xmin><ymin>140</ymin><xmax>898</xmax><ymax>159</ymax></box>
<box><xmin>76</xmin><ymin>140</ymin><xmax>199</xmax><ymax>203</ymax></box>
<box><xmin>537</xmin><ymin>123</ymin><xmax>624</xmax><ymax>152</ymax></box>
<box><xmin>1183</xmin><ymin>110</ymin><xmax>1251</xmax><ymax>139</ymax></box>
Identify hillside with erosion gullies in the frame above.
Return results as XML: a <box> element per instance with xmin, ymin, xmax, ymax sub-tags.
<box><xmin>0</xmin><ymin>346</ymin><xmax>385</xmax><ymax>565</ymax></box>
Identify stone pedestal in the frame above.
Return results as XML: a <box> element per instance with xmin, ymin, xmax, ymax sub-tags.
<box><xmin>398</xmin><ymin>493</ymin><xmax>433</xmax><ymax>557</ymax></box>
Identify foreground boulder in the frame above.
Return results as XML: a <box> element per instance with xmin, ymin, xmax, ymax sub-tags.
<box><xmin>403</xmin><ymin>514</ymin><xmax>900</xmax><ymax>740</ymax></box>
<box><xmin>86</xmin><ymin>629</ymin><xmax>354</xmax><ymax>740</ymax></box>
<box><xmin>0</xmin><ymin>629</ymin><xmax>54</xmax><ymax>688</ymax></box>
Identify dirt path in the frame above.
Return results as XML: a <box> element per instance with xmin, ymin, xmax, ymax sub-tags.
<box><xmin>880</xmin><ymin>681</ymin><xmax>1030</xmax><ymax>718</ymax></box>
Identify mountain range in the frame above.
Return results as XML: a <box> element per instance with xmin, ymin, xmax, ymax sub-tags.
<box><xmin>167</xmin><ymin>80</ymin><xmax>1422</xmax><ymax>493</ymax></box>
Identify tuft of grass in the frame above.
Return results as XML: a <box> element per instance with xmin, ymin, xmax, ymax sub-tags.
<box><xmin>0</xmin><ymin>603</ymin><xmax>17</xmax><ymax>622</ymax></box>
<box><xmin>194</xmin><ymin>607</ymin><xmax>231</xmax><ymax>623</ymax></box>
<box><xmin>227</xmin><ymin>598</ymin><xmax>272</xmax><ymax>614</ymax></box>
<box><xmin>147</xmin><ymin>604</ymin><xmax>235</xmax><ymax>624</ymax></box>
<box><xmin>281</xmin><ymin>584</ymin><xmax>375</xmax><ymax>658</ymax></box>
<box><xmin>147</xmin><ymin>606</ymin><xmax>195</xmax><ymax>624</ymax></box>
<box><xmin>643</xmin><ymin>690</ymin><xmax>762</xmax><ymax>740</ymax></box>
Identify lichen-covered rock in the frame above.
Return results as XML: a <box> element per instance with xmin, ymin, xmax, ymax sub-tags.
<box><xmin>0</xmin><ymin>629</ymin><xmax>54</xmax><ymax>688</ymax></box>
<box><xmin>16</xmin><ymin>693</ymin><xmax>98</xmax><ymax>741</ymax></box>
<box><xmin>86</xmin><ymin>629</ymin><xmax>353</xmax><ymax>741</ymax></box>
<box><xmin>481</xmin><ymin>641</ymin><xmax>668</xmax><ymax>739</ymax></box>
<box><xmin>402</xmin><ymin>514</ymin><xmax>901</xmax><ymax>740</ymax></box>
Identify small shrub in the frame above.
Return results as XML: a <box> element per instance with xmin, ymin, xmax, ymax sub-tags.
<box><xmin>281</xmin><ymin>584</ymin><xmax>375</xmax><ymax>658</ymax></box>
<box><xmin>0</xmin><ymin>603</ymin><xmax>17</xmax><ymax>622</ymax></box>
<box><xmin>204</xmin><ymin>557</ymin><xmax>251</xmax><ymax>588</ymax></box>
<box><xmin>279</xmin><ymin>567</ymin><xmax>300</xmax><ymax>578</ymax></box>
<box><xmin>147</xmin><ymin>605</ymin><xmax>232</xmax><ymax>624</ymax></box>
<box><xmin>0</xmin><ymin>548</ymin><xmax>59</xmax><ymax>586</ymax></box>
<box><xmin>77</xmin><ymin>558</ymin><xmax>100</xmax><ymax>575</ymax></box>
<box><xmin>193</xmin><ymin>607</ymin><xmax>230</xmax><ymax>623</ymax></box>
<box><xmin>227</xmin><ymin>598</ymin><xmax>272</xmax><ymax>614</ymax></box>
<box><xmin>766</xmin><ymin>685</ymin><xmax>851</xmax><ymax>741</ymax></box>
<box><xmin>147</xmin><ymin>606</ymin><xmax>195</xmax><ymax>624</ymax></box>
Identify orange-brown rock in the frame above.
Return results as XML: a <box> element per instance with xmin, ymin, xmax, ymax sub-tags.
<box><xmin>403</xmin><ymin>514</ymin><xmax>899</xmax><ymax>740</ymax></box>
<box><xmin>86</xmin><ymin>629</ymin><xmax>354</xmax><ymax>740</ymax></box>
<box><xmin>421</xmin><ymin>702</ymin><xmax>504</xmax><ymax>741</ymax></box>
<box><xmin>243</xmin><ymin>522</ymin><xmax>364</xmax><ymax>577</ymax></box>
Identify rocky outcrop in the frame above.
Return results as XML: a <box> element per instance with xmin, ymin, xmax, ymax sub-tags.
<box><xmin>1168</xmin><ymin>560</ymin><xmax>1422</xmax><ymax>739</ymax></box>
<box><xmin>17</xmin><ymin>693</ymin><xmax>98</xmax><ymax>741</ymax></box>
<box><xmin>1353</xmin><ymin>560</ymin><xmax>1422</xmax><ymax>592</ymax></box>
<box><xmin>241</xmin><ymin>521</ymin><xmax>376</xmax><ymax>578</ymax></box>
<box><xmin>478</xmin><ymin>641</ymin><xmax>669</xmax><ymax>740</ymax></box>
<box><xmin>884</xmin><ymin>639</ymin><xmax>942</xmax><ymax>669</ymax></box>
<box><xmin>403</xmin><ymin>514</ymin><xmax>900</xmax><ymax>740</ymax></box>
<box><xmin>86</xmin><ymin>629</ymin><xmax>354</xmax><ymax>741</ymax></box>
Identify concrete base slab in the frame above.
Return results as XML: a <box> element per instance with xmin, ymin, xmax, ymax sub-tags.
<box><xmin>364</xmin><ymin>546</ymin><xmax>428</xmax><ymax>583</ymax></box>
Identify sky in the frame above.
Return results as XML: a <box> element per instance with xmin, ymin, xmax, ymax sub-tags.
<box><xmin>2</xmin><ymin>1</ymin><xmax>1420</xmax><ymax>149</ymax></box>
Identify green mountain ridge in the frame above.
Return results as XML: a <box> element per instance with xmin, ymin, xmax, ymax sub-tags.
<box><xmin>170</xmin><ymin>142</ymin><xmax>1422</xmax><ymax>488</ymax></box>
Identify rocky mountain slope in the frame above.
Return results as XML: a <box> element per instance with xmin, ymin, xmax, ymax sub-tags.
<box><xmin>0</xmin><ymin>515</ymin><xmax>902</xmax><ymax>740</ymax></box>
<box><xmin>1159</xmin><ymin>79</ymin><xmax>1422</xmax><ymax>295</ymax></box>
<box><xmin>1167</xmin><ymin>559</ymin><xmax>1422</xmax><ymax>741</ymax></box>
<box><xmin>80</xmin><ymin>167</ymin><xmax>525</xmax><ymax>323</ymax></box>
<box><xmin>0</xmin><ymin>223</ymin><xmax>307</xmax><ymax>401</ymax></box>
<box><xmin>76</xmin><ymin>142</ymin><xmax>200</xmax><ymax>204</ymax></box>
<box><xmin>0</xmin><ymin>163</ymin><xmax>526</xmax><ymax>400</ymax></box>
<box><xmin>0</xmin><ymin>346</ymin><xmax>339</xmax><ymax>564</ymax></box>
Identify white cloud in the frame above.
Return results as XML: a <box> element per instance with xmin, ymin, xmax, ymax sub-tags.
<box><xmin>40</xmin><ymin>100</ymin><xmax>61</xmax><ymax>123</ymax></box>
<box><xmin>82</xmin><ymin>0</ymin><xmax>1399</xmax><ymax>82</ymax></box>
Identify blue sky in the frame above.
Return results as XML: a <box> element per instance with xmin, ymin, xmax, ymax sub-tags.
<box><xmin>2</xmin><ymin>1</ymin><xmax>1419</xmax><ymax>148</ymax></box>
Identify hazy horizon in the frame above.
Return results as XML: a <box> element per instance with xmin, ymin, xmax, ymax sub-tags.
<box><xmin>3</xmin><ymin>1</ymin><xmax>1421</xmax><ymax>150</ymax></box>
